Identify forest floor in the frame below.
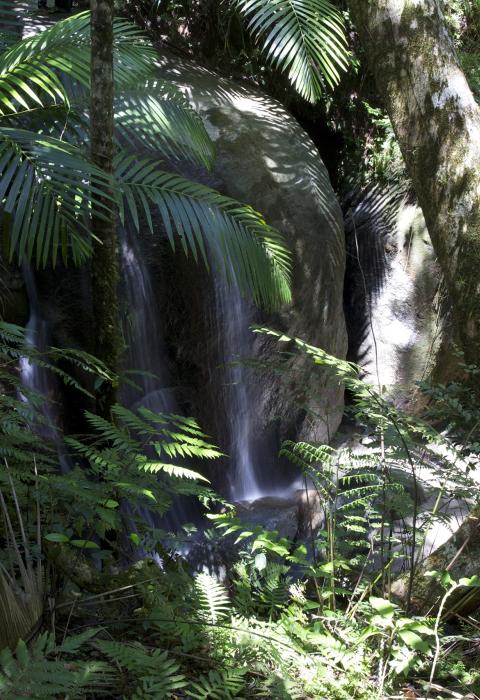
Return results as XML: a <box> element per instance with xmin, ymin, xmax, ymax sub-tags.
<box><xmin>11</xmin><ymin>0</ymin><xmax>61</xmax><ymax>37</ymax></box>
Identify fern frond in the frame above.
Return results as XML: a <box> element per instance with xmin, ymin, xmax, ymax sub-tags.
<box><xmin>194</xmin><ymin>573</ymin><xmax>231</xmax><ymax>624</ymax></box>
<box><xmin>189</xmin><ymin>668</ymin><xmax>247</xmax><ymax>699</ymax></box>
<box><xmin>138</xmin><ymin>461</ymin><xmax>210</xmax><ymax>482</ymax></box>
<box><xmin>0</xmin><ymin>631</ymin><xmax>113</xmax><ymax>699</ymax></box>
<box><xmin>96</xmin><ymin>640</ymin><xmax>187</xmax><ymax>697</ymax></box>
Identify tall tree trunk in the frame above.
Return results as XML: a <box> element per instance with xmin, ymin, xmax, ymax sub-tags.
<box><xmin>347</xmin><ymin>0</ymin><xmax>480</xmax><ymax>365</ymax></box>
<box><xmin>90</xmin><ymin>0</ymin><xmax>119</xmax><ymax>417</ymax></box>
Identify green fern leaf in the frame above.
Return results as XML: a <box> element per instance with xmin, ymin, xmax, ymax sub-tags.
<box><xmin>194</xmin><ymin>573</ymin><xmax>231</xmax><ymax>624</ymax></box>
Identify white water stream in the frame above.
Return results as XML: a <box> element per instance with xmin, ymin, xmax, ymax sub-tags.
<box><xmin>213</xmin><ymin>270</ymin><xmax>263</xmax><ymax>502</ymax></box>
<box><xmin>19</xmin><ymin>267</ymin><xmax>70</xmax><ymax>473</ymax></box>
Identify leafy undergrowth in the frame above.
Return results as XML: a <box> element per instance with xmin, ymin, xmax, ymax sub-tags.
<box><xmin>2</xmin><ymin>558</ymin><xmax>480</xmax><ymax>699</ymax></box>
<box><xmin>2</xmin><ymin>323</ymin><xmax>480</xmax><ymax>698</ymax></box>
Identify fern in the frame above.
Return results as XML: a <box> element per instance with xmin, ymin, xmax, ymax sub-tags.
<box><xmin>195</xmin><ymin>573</ymin><xmax>231</xmax><ymax>624</ymax></box>
<box><xmin>0</xmin><ymin>631</ymin><xmax>113</xmax><ymax>699</ymax></box>
<box><xmin>96</xmin><ymin>640</ymin><xmax>187</xmax><ymax>697</ymax></box>
<box><xmin>189</xmin><ymin>668</ymin><xmax>247</xmax><ymax>699</ymax></box>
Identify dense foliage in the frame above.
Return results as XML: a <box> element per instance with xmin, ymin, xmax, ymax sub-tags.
<box><xmin>1</xmin><ymin>1</ymin><xmax>480</xmax><ymax>699</ymax></box>
<box><xmin>1</xmin><ymin>318</ymin><xmax>480</xmax><ymax>698</ymax></box>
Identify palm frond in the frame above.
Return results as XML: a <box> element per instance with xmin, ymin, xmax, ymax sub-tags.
<box><xmin>234</xmin><ymin>0</ymin><xmax>349</xmax><ymax>101</ymax></box>
<box><xmin>115</xmin><ymin>154</ymin><xmax>292</xmax><ymax>309</ymax></box>
<box><xmin>0</xmin><ymin>12</ymin><xmax>155</xmax><ymax>104</ymax></box>
<box><xmin>0</xmin><ymin>58</ymin><xmax>67</xmax><ymax>116</ymax></box>
<box><xmin>0</xmin><ymin>128</ymin><xmax>114</xmax><ymax>265</ymax></box>
<box><xmin>114</xmin><ymin>89</ymin><xmax>215</xmax><ymax>169</ymax></box>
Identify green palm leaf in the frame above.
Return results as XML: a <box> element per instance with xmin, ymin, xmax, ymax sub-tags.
<box><xmin>114</xmin><ymin>153</ymin><xmax>292</xmax><ymax>309</ymax></box>
<box><xmin>0</xmin><ymin>58</ymin><xmax>67</xmax><ymax>116</ymax></box>
<box><xmin>0</xmin><ymin>128</ymin><xmax>114</xmax><ymax>265</ymax></box>
<box><xmin>0</xmin><ymin>13</ymin><xmax>293</xmax><ymax>310</ymax></box>
<box><xmin>114</xmin><ymin>88</ymin><xmax>215</xmax><ymax>169</ymax></box>
<box><xmin>0</xmin><ymin>11</ymin><xmax>156</xmax><ymax>110</ymax></box>
<box><xmin>234</xmin><ymin>0</ymin><xmax>349</xmax><ymax>101</ymax></box>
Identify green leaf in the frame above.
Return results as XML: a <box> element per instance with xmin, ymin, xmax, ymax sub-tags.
<box><xmin>425</xmin><ymin>570</ymin><xmax>454</xmax><ymax>589</ymax></box>
<box><xmin>103</xmin><ymin>499</ymin><xmax>119</xmax><ymax>509</ymax></box>
<box><xmin>234</xmin><ymin>0</ymin><xmax>349</xmax><ymax>102</ymax></box>
<box><xmin>70</xmin><ymin>539</ymin><xmax>100</xmax><ymax>549</ymax></box>
<box><xmin>369</xmin><ymin>597</ymin><xmax>396</xmax><ymax>617</ymax></box>
<box><xmin>45</xmin><ymin>532</ymin><xmax>70</xmax><ymax>543</ymax></box>
<box><xmin>114</xmin><ymin>155</ymin><xmax>292</xmax><ymax>310</ymax></box>
<box><xmin>397</xmin><ymin>629</ymin><xmax>430</xmax><ymax>652</ymax></box>
<box><xmin>397</xmin><ymin>619</ymin><xmax>434</xmax><ymax>635</ymax></box>
<box><xmin>459</xmin><ymin>575</ymin><xmax>480</xmax><ymax>588</ymax></box>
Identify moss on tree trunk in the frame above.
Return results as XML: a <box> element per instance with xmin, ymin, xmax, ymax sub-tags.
<box><xmin>347</xmin><ymin>0</ymin><xmax>480</xmax><ymax>366</ymax></box>
<box><xmin>90</xmin><ymin>0</ymin><xmax>119</xmax><ymax>417</ymax></box>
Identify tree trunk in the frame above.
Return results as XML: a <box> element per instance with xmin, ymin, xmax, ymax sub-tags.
<box><xmin>346</xmin><ymin>0</ymin><xmax>480</xmax><ymax>365</ymax></box>
<box><xmin>90</xmin><ymin>0</ymin><xmax>119</xmax><ymax>417</ymax></box>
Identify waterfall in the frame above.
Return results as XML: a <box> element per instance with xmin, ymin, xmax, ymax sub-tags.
<box><xmin>19</xmin><ymin>267</ymin><xmax>70</xmax><ymax>473</ymax></box>
<box><xmin>213</xmin><ymin>272</ymin><xmax>263</xmax><ymax>502</ymax></box>
<box><xmin>119</xmin><ymin>230</ymin><xmax>197</xmax><ymax>531</ymax></box>
<box><xmin>120</xmin><ymin>231</ymin><xmax>176</xmax><ymax>415</ymax></box>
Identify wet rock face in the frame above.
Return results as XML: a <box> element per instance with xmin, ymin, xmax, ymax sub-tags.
<box><xmin>157</xmin><ymin>55</ymin><xmax>348</xmax><ymax>483</ymax></box>
<box><xmin>20</xmin><ymin>56</ymin><xmax>347</xmax><ymax>500</ymax></box>
<box><xmin>344</xmin><ymin>187</ymin><xmax>454</xmax><ymax>404</ymax></box>
<box><xmin>0</xmin><ymin>261</ymin><xmax>28</xmax><ymax>326</ymax></box>
<box><xmin>236</xmin><ymin>496</ymin><xmax>301</xmax><ymax>541</ymax></box>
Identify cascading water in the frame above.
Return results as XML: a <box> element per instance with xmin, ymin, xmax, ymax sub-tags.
<box><xmin>119</xmin><ymin>229</ymin><xmax>196</xmax><ymax>531</ymax></box>
<box><xmin>19</xmin><ymin>267</ymin><xmax>70</xmax><ymax>473</ymax></box>
<box><xmin>120</xmin><ymin>231</ymin><xmax>176</xmax><ymax>416</ymax></box>
<box><xmin>213</xmin><ymin>273</ymin><xmax>263</xmax><ymax>502</ymax></box>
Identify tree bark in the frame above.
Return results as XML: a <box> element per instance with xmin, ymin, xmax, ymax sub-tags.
<box><xmin>90</xmin><ymin>0</ymin><xmax>119</xmax><ymax>417</ymax></box>
<box><xmin>346</xmin><ymin>0</ymin><xmax>480</xmax><ymax>365</ymax></box>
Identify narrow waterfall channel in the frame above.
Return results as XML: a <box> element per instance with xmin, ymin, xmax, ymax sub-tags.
<box><xmin>119</xmin><ymin>230</ymin><xmax>197</xmax><ymax>531</ymax></box>
<box><xmin>19</xmin><ymin>267</ymin><xmax>70</xmax><ymax>473</ymax></box>
<box><xmin>213</xmin><ymin>272</ymin><xmax>263</xmax><ymax>503</ymax></box>
<box><xmin>120</xmin><ymin>231</ymin><xmax>176</xmax><ymax>416</ymax></box>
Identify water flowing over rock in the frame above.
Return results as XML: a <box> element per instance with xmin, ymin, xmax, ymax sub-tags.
<box><xmin>10</xmin><ymin>55</ymin><xmax>347</xmax><ymax>505</ymax></box>
<box><xmin>212</xmin><ymin>270</ymin><xmax>262</xmax><ymax>501</ymax></box>
<box><xmin>120</xmin><ymin>229</ymin><xmax>176</xmax><ymax>416</ymax></box>
<box><xmin>119</xmin><ymin>230</ymin><xmax>198</xmax><ymax>529</ymax></box>
<box><xmin>156</xmin><ymin>54</ymin><xmax>348</xmax><ymax>498</ymax></box>
<box><xmin>19</xmin><ymin>267</ymin><xmax>70</xmax><ymax>473</ymax></box>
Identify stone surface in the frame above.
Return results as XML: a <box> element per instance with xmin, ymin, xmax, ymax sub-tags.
<box><xmin>156</xmin><ymin>55</ymin><xmax>347</xmax><ymax>494</ymax></box>
<box><xmin>16</xmin><ymin>51</ymin><xmax>348</xmax><ymax>500</ymax></box>
<box><xmin>236</xmin><ymin>496</ymin><xmax>301</xmax><ymax>541</ymax></box>
<box><xmin>345</xmin><ymin>189</ymin><xmax>454</xmax><ymax>404</ymax></box>
<box><xmin>0</xmin><ymin>260</ymin><xmax>28</xmax><ymax>326</ymax></box>
<box><xmin>391</xmin><ymin>507</ymin><xmax>480</xmax><ymax>615</ymax></box>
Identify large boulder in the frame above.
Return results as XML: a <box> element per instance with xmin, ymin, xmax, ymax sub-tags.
<box><xmin>25</xmin><ymin>55</ymin><xmax>347</xmax><ymax>500</ymax></box>
<box><xmin>156</xmin><ymin>55</ymin><xmax>347</xmax><ymax>495</ymax></box>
